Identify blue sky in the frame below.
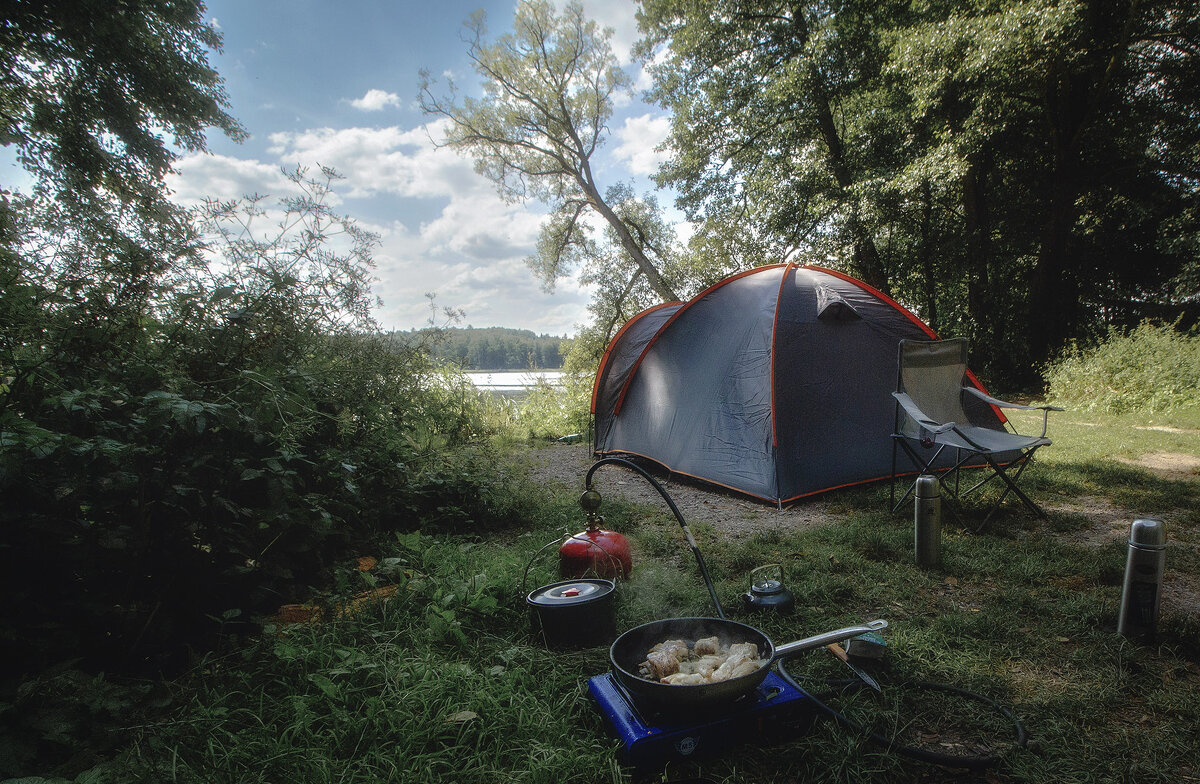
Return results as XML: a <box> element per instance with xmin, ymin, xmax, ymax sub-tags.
<box><xmin>168</xmin><ymin>0</ymin><xmax>673</xmax><ymax>337</ymax></box>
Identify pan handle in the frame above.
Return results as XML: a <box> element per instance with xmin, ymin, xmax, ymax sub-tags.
<box><xmin>773</xmin><ymin>619</ymin><xmax>888</xmax><ymax>660</ymax></box>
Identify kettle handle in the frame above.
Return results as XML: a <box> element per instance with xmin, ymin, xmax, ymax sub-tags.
<box><xmin>750</xmin><ymin>563</ymin><xmax>784</xmax><ymax>584</ymax></box>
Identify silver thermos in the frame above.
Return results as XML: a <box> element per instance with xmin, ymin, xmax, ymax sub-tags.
<box><xmin>1117</xmin><ymin>518</ymin><xmax>1167</xmax><ymax>638</ymax></box>
<box><xmin>915</xmin><ymin>474</ymin><xmax>941</xmax><ymax>567</ymax></box>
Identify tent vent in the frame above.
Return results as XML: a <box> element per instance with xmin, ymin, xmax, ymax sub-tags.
<box><xmin>815</xmin><ymin>284</ymin><xmax>861</xmax><ymax>321</ymax></box>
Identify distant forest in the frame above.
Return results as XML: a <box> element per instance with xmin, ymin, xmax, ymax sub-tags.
<box><xmin>411</xmin><ymin>327</ymin><xmax>566</xmax><ymax>370</ymax></box>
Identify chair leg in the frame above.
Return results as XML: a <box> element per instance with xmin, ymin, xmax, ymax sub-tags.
<box><xmin>892</xmin><ymin>439</ymin><xmax>936</xmax><ymax>512</ymax></box>
<box><xmin>976</xmin><ymin>451</ymin><xmax>1046</xmax><ymax>528</ymax></box>
<box><xmin>890</xmin><ymin>438</ymin><xmax>898</xmax><ymax>510</ymax></box>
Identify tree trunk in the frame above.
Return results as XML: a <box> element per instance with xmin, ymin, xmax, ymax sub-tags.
<box><xmin>793</xmin><ymin>4</ymin><xmax>889</xmax><ymax>293</ymax></box>
<box><xmin>586</xmin><ymin>192</ymin><xmax>681</xmax><ymax>302</ymax></box>
<box><xmin>962</xmin><ymin>154</ymin><xmax>992</xmax><ymax>361</ymax></box>
<box><xmin>1028</xmin><ymin>159</ymin><xmax>1077</xmax><ymax>369</ymax></box>
<box><xmin>1028</xmin><ymin>0</ymin><xmax>1138</xmax><ymax>368</ymax></box>
<box><xmin>916</xmin><ymin>179</ymin><xmax>938</xmax><ymax>333</ymax></box>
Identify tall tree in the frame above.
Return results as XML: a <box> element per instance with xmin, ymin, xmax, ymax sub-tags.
<box><xmin>637</xmin><ymin>0</ymin><xmax>900</xmax><ymax>293</ymax></box>
<box><xmin>888</xmin><ymin>0</ymin><xmax>1200</xmax><ymax>371</ymax></box>
<box><xmin>2</xmin><ymin>0</ymin><xmax>243</xmax><ymax>247</ymax></box>
<box><xmin>640</xmin><ymin>0</ymin><xmax>1200</xmax><ymax>379</ymax></box>
<box><xmin>420</xmin><ymin>0</ymin><xmax>682</xmax><ymax>303</ymax></box>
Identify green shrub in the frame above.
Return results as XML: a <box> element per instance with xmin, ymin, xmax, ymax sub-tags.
<box><xmin>510</xmin><ymin>372</ymin><xmax>592</xmax><ymax>441</ymax></box>
<box><xmin>1043</xmin><ymin>321</ymin><xmax>1200</xmax><ymax>414</ymax></box>
<box><xmin>0</xmin><ymin>171</ymin><xmax>510</xmax><ymax>674</ymax></box>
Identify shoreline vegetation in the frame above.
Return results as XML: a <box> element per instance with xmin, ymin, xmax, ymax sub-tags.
<box><xmin>397</xmin><ymin>326</ymin><xmax>568</xmax><ymax>371</ymax></box>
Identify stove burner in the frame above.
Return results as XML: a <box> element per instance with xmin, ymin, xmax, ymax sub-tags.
<box><xmin>589</xmin><ymin>670</ymin><xmax>815</xmax><ymax>769</ymax></box>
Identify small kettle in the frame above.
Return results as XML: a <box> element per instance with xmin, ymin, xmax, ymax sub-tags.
<box><xmin>741</xmin><ymin>564</ymin><xmax>795</xmax><ymax>612</ymax></box>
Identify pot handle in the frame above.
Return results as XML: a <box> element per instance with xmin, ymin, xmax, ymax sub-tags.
<box><xmin>773</xmin><ymin>619</ymin><xmax>888</xmax><ymax>659</ymax></box>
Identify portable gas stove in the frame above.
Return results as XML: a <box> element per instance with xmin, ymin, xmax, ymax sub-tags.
<box><xmin>588</xmin><ymin>670</ymin><xmax>816</xmax><ymax>769</ymax></box>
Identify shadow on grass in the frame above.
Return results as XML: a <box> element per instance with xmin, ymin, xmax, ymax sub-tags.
<box><xmin>867</xmin><ymin>458</ymin><xmax>1197</xmax><ymax>538</ymax></box>
<box><xmin>1042</xmin><ymin>459</ymin><xmax>1198</xmax><ymax>512</ymax></box>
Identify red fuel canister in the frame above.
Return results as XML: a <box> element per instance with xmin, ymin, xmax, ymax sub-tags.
<box><xmin>559</xmin><ymin>524</ymin><xmax>632</xmax><ymax>579</ymax></box>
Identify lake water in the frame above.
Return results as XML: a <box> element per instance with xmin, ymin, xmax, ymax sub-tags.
<box><xmin>466</xmin><ymin>370</ymin><xmax>564</xmax><ymax>392</ymax></box>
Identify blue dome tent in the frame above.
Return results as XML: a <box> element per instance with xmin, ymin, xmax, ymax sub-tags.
<box><xmin>591</xmin><ymin>264</ymin><xmax>1006</xmax><ymax>504</ymax></box>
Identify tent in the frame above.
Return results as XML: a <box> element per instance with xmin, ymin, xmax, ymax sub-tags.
<box><xmin>591</xmin><ymin>264</ymin><xmax>1005</xmax><ymax>504</ymax></box>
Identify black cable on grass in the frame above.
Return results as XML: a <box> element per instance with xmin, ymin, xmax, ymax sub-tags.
<box><xmin>777</xmin><ymin>661</ymin><xmax>1028</xmax><ymax>771</ymax></box>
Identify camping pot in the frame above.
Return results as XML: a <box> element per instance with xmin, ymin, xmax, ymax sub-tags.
<box><xmin>526</xmin><ymin>579</ymin><xmax>616</xmax><ymax>649</ymax></box>
<box><xmin>1117</xmin><ymin>519</ymin><xmax>1166</xmax><ymax>638</ymax></box>
<box><xmin>741</xmin><ymin>564</ymin><xmax>794</xmax><ymax>612</ymax></box>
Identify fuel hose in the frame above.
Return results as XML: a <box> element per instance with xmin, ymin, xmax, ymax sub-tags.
<box><xmin>776</xmin><ymin>660</ymin><xmax>1028</xmax><ymax>771</ymax></box>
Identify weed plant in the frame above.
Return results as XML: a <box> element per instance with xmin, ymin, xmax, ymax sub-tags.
<box><xmin>1043</xmin><ymin>321</ymin><xmax>1200</xmax><ymax>415</ymax></box>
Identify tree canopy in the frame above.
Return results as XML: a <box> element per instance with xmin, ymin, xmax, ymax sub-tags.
<box><xmin>638</xmin><ymin>0</ymin><xmax>1200</xmax><ymax>378</ymax></box>
<box><xmin>2</xmin><ymin>0</ymin><xmax>243</xmax><ymax>235</ymax></box>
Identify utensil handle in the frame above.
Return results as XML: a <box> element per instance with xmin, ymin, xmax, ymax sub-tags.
<box><xmin>774</xmin><ymin>619</ymin><xmax>888</xmax><ymax>659</ymax></box>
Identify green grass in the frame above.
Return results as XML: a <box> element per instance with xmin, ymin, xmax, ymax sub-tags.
<box><xmin>5</xmin><ymin>410</ymin><xmax>1199</xmax><ymax>783</ymax></box>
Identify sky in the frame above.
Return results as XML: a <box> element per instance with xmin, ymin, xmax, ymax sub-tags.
<box><xmin>168</xmin><ymin>0</ymin><xmax>674</xmax><ymax>337</ymax></box>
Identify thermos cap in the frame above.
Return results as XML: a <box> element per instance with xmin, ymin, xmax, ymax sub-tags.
<box><xmin>1129</xmin><ymin>518</ymin><xmax>1166</xmax><ymax>550</ymax></box>
<box><xmin>915</xmin><ymin>474</ymin><xmax>940</xmax><ymax>499</ymax></box>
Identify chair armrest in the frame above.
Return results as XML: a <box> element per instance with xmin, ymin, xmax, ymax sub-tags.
<box><xmin>963</xmin><ymin>387</ymin><xmax>1063</xmax><ymax>437</ymax></box>
<box><xmin>963</xmin><ymin>387</ymin><xmax>1063</xmax><ymax>412</ymax></box>
<box><xmin>892</xmin><ymin>392</ymin><xmax>957</xmax><ymax>434</ymax></box>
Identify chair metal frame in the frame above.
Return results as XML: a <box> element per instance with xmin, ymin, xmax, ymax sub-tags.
<box><xmin>889</xmin><ymin>339</ymin><xmax>1062</xmax><ymax>526</ymax></box>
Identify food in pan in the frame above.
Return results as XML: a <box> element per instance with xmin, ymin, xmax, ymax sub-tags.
<box><xmin>637</xmin><ymin>636</ymin><xmax>765</xmax><ymax>684</ymax></box>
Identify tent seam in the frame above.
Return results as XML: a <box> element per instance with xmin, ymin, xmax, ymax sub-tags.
<box><xmin>612</xmin><ymin>265</ymin><xmax>788</xmax><ymax>417</ymax></box>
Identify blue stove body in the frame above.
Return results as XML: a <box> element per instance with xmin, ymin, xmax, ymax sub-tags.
<box><xmin>588</xmin><ymin>670</ymin><xmax>816</xmax><ymax>770</ymax></box>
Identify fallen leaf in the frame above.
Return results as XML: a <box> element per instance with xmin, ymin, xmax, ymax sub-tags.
<box><xmin>447</xmin><ymin>710</ymin><xmax>479</xmax><ymax>724</ymax></box>
<box><xmin>944</xmin><ymin>576</ymin><xmax>959</xmax><ymax>586</ymax></box>
<box><xmin>1055</xmin><ymin>636</ymin><xmax>1071</xmax><ymax>643</ymax></box>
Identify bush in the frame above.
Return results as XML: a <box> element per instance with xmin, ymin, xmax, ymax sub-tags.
<box><xmin>1043</xmin><ymin>321</ymin><xmax>1200</xmax><ymax>414</ymax></box>
<box><xmin>0</xmin><ymin>170</ymin><xmax>509</xmax><ymax>674</ymax></box>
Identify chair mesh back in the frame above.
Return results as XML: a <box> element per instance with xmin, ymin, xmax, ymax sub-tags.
<box><xmin>897</xmin><ymin>339</ymin><xmax>969</xmax><ymax>436</ymax></box>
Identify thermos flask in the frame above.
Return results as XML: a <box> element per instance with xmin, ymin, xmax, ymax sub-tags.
<box><xmin>1117</xmin><ymin>518</ymin><xmax>1166</xmax><ymax>638</ymax></box>
<box><xmin>915</xmin><ymin>474</ymin><xmax>941</xmax><ymax>567</ymax></box>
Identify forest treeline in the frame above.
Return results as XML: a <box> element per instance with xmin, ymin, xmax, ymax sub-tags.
<box><xmin>398</xmin><ymin>327</ymin><xmax>566</xmax><ymax>370</ymax></box>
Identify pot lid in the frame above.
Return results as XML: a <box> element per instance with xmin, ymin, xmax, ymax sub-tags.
<box><xmin>751</xmin><ymin>578</ymin><xmax>787</xmax><ymax>596</ymax></box>
<box><xmin>527</xmin><ymin>579</ymin><xmax>615</xmax><ymax>606</ymax></box>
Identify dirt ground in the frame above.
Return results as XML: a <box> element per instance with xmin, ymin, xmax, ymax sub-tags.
<box><xmin>515</xmin><ymin>442</ymin><xmax>1200</xmax><ymax>618</ymax></box>
<box><xmin>513</xmin><ymin>442</ymin><xmax>835</xmax><ymax>540</ymax></box>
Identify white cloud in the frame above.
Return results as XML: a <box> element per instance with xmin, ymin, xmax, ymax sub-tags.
<box><xmin>167</xmin><ymin>153</ymin><xmax>296</xmax><ymax>206</ymax></box>
<box><xmin>372</xmin><ymin>214</ymin><xmax>588</xmax><ymax>335</ymax></box>
<box><xmin>265</xmin><ymin>123</ymin><xmax>482</xmax><ymax>199</ymax></box>
<box><xmin>612</xmin><ymin>113</ymin><xmax>671</xmax><ymax>176</ymax></box>
<box><xmin>349</xmin><ymin>88</ymin><xmax>401</xmax><ymax>111</ymax></box>
<box><xmin>168</xmin><ymin>123</ymin><xmax>593</xmax><ymax>335</ymax></box>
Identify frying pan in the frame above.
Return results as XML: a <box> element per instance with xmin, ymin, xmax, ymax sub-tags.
<box><xmin>609</xmin><ymin>616</ymin><xmax>888</xmax><ymax>709</ymax></box>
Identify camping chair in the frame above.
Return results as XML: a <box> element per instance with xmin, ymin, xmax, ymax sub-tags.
<box><xmin>889</xmin><ymin>339</ymin><xmax>1062</xmax><ymax>526</ymax></box>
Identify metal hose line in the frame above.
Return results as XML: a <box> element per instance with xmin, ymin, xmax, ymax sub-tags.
<box><xmin>584</xmin><ymin>457</ymin><xmax>726</xmax><ymax>619</ymax></box>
